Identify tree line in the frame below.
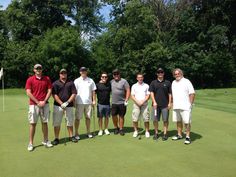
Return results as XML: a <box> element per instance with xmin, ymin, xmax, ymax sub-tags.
<box><xmin>0</xmin><ymin>0</ymin><xmax>236</xmax><ymax>88</ymax></box>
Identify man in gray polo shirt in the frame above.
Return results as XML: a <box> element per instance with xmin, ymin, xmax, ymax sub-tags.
<box><xmin>111</xmin><ymin>69</ymin><xmax>130</xmax><ymax>136</ymax></box>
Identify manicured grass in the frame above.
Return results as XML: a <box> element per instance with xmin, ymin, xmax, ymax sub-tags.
<box><xmin>0</xmin><ymin>88</ymin><xmax>236</xmax><ymax>177</ymax></box>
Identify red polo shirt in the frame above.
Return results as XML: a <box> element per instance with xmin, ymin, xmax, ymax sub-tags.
<box><xmin>25</xmin><ymin>75</ymin><xmax>52</xmax><ymax>105</ymax></box>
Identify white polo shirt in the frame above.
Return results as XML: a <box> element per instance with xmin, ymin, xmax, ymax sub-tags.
<box><xmin>131</xmin><ymin>82</ymin><xmax>150</xmax><ymax>101</ymax></box>
<box><xmin>74</xmin><ymin>76</ymin><xmax>96</xmax><ymax>104</ymax></box>
<box><xmin>172</xmin><ymin>77</ymin><xmax>195</xmax><ymax>110</ymax></box>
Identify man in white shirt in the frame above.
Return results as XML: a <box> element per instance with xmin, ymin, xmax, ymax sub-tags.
<box><xmin>171</xmin><ymin>68</ymin><xmax>195</xmax><ymax>144</ymax></box>
<box><xmin>74</xmin><ymin>67</ymin><xmax>96</xmax><ymax>139</ymax></box>
<box><xmin>131</xmin><ymin>73</ymin><xmax>150</xmax><ymax>138</ymax></box>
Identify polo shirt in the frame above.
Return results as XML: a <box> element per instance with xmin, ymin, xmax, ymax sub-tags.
<box><xmin>131</xmin><ymin>82</ymin><xmax>150</xmax><ymax>101</ymax></box>
<box><xmin>111</xmin><ymin>78</ymin><xmax>130</xmax><ymax>104</ymax></box>
<box><xmin>172</xmin><ymin>77</ymin><xmax>195</xmax><ymax>110</ymax></box>
<box><xmin>149</xmin><ymin>79</ymin><xmax>171</xmax><ymax>108</ymax></box>
<box><xmin>74</xmin><ymin>76</ymin><xmax>96</xmax><ymax>104</ymax></box>
<box><xmin>96</xmin><ymin>82</ymin><xmax>111</xmax><ymax>105</ymax></box>
<box><xmin>25</xmin><ymin>75</ymin><xmax>52</xmax><ymax>105</ymax></box>
<box><xmin>52</xmin><ymin>79</ymin><xmax>77</xmax><ymax>107</ymax></box>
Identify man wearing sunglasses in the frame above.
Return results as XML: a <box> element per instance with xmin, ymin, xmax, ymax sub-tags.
<box><xmin>111</xmin><ymin>69</ymin><xmax>130</xmax><ymax>136</ymax></box>
<box><xmin>96</xmin><ymin>72</ymin><xmax>111</xmax><ymax>136</ymax></box>
<box><xmin>149</xmin><ymin>68</ymin><xmax>172</xmax><ymax>141</ymax></box>
<box><xmin>25</xmin><ymin>64</ymin><xmax>53</xmax><ymax>151</ymax></box>
<box><xmin>52</xmin><ymin>69</ymin><xmax>77</xmax><ymax>145</ymax></box>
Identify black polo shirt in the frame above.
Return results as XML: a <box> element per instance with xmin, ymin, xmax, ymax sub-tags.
<box><xmin>52</xmin><ymin>79</ymin><xmax>77</xmax><ymax>107</ymax></box>
<box><xmin>96</xmin><ymin>82</ymin><xmax>111</xmax><ymax>105</ymax></box>
<box><xmin>149</xmin><ymin>79</ymin><xmax>171</xmax><ymax>108</ymax></box>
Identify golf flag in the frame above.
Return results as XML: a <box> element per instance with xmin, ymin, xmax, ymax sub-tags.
<box><xmin>0</xmin><ymin>68</ymin><xmax>3</xmax><ymax>80</ymax></box>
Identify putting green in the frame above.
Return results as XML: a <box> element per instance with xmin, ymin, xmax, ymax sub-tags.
<box><xmin>0</xmin><ymin>88</ymin><xmax>235</xmax><ymax>177</ymax></box>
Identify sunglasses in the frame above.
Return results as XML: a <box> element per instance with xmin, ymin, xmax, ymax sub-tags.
<box><xmin>60</xmin><ymin>72</ymin><xmax>67</xmax><ymax>74</ymax></box>
<box><xmin>174</xmin><ymin>73</ymin><xmax>180</xmax><ymax>76</ymax></box>
<box><xmin>157</xmin><ymin>71</ymin><xmax>164</xmax><ymax>74</ymax></box>
<box><xmin>35</xmin><ymin>67</ymin><xmax>42</xmax><ymax>70</ymax></box>
<box><xmin>101</xmin><ymin>76</ymin><xmax>108</xmax><ymax>78</ymax></box>
<box><xmin>113</xmin><ymin>73</ymin><xmax>119</xmax><ymax>76</ymax></box>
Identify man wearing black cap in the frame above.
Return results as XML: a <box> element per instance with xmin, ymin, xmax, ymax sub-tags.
<box><xmin>52</xmin><ymin>69</ymin><xmax>78</xmax><ymax>145</ymax></box>
<box><xmin>149</xmin><ymin>68</ymin><xmax>172</xmax><ymax>141</ymax></box>
<box><xmin>74</xmin><ymin>67</ymin><xmax>96</xmax><ymax>139</ymax></box>
<box><xmin>111</xmin><ymin>69</ymin><xmax>130</xmax><ymax>136</ymax></box>
<box><xmin>25</xmin><ymin>64</ymin><xmax>53</xmax><ymax>151</ymax></box>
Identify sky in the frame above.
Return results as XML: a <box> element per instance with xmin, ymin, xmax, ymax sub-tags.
<box><xmin>0</xmin><ymin>0</ymin><xmax>112</xmax><ymax>22</ymax></box>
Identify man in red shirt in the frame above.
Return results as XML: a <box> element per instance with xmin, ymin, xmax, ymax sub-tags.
<box><xmin>25</xmin><ymin>64</ymin><xmax>53</xmax><ymax>151</ymax></box>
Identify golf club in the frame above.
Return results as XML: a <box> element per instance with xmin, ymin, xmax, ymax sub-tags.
<box><xmin>64</xmin><ymin>112</ymin><xmax>67</xmax><ymax>146</ymax></box>
<box><xmin>92</xmin><ymin>106</ymin><xmax>96</xmax><ymax>137</ymax></box>
<box><xmin>138</xmin><ymin>117</ymin><xmax>142</xmax><ymax>140</ymax></box>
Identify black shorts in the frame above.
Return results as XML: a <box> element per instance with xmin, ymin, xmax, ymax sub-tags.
<box><xmin>112</xmin><ymin>104</ymin><xmax>127</xmax><ymax>117</ymax></box>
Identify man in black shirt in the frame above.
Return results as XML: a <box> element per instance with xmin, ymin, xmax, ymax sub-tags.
<box><xmin>52</xmin><ymin>69</ymin><xmax>77</xmax><ymax>145</ymax></box>
<box><xmin>96</xmin><ymin>72</ymin><xmax>111</xmax><ymax>136</ymax></box>
<box><xmin>149</xmin><ymin>68</ymin><xmax>172</xmax><ymax>141</ymax></box>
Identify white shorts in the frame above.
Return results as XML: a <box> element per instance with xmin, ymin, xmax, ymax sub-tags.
<box><xmin>28</xmin><ymin>104</ymin><xmax>50</xmax><ymax>124</ymax></box>
<box><xmin>75</xmin><ymin>104</ymin><xmax>92</xmax><ymax>120</ymax></box>
<box><xmin>53</xmin><ymin>106</ymin><xmax>74</xmax><ymax>127</ymax></box>
<box><xmin>132</xmin><ymin>104</ymin><xmax>149</xmax><ymax>122</ymax></box>
<box><xmin>173</xmin><ymin>109</ymin><xmax>192</xmax><ymax>124</ymax></box>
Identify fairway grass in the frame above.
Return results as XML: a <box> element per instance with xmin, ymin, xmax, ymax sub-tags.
<box><xmin>0</xmin><ymin>88</ymin><xmax>236</xmax><ymax>177</ymax></box>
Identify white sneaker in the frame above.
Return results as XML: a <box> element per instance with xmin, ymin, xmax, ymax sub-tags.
<box><xmin>145</xmin><ymin>131</ymin><xmax>150</xmax><ymax>138</ymax></box>
<box><xmin>27</xmin><ymin>144</ymin><xmax>33</xmax><ymax>151</ymax></box>
<box><xmin>133</xmin><ymin>131</ymin><xmax>138</xmax><ymax>138</ymax></box>
<box><xmin>75</xmin><ymin>135</ymin><xmax>80</xmax><ymax>140</ymax></box>
<box><xmin>42</xmin><ymin>140</ymin><xmax>53</xmax><ymax>148</ymax></box>
<box><xmin>98</xmin><ymin>130</ymin><xmax>103</xmax><ymax>136</ymax></box>
<box><xmin>87</xmin><ymin>134</ymin><xmax>93</xmax><ymax>138</ymax></box>
<box><xmin>104</xmin><ymin>129</ymin><xmax>110</xmax><ymax>135</ymax></box>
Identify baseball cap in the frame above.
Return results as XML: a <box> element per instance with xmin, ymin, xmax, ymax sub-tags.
<box><xmin>157</xmin><ymin>68</ymin><xmax>164</xmax><ymax>72</ymax></box>
<box><xmin>34</xmin><ymin>64</ymin><xmax>42</xmax><ymax>69</ymax></box>
<box><xmin>80</xmin><ymin>67</ymin><xmax>87</xmax><ymax>72</ymax></box>
<box><xmin>112</xmin><ymin>69</ymin><xmax>120</xmax><ymax>74</ymax></box>
<box><xmin>59</xmin><ymin>69</ymin><xmax>67</xmax><ymax>73</ymax></box>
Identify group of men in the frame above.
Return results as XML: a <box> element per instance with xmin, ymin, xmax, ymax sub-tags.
<box><xmin>25</xmin><ymin>64</ymin><xmax>195</xmax><ymax>152</ymax></box>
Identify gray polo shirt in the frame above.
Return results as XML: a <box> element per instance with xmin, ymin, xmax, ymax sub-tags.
<box><xmin>111</xmin><ymin>78</ymin><xmax>130</xmax><ymax>104</ymax></box>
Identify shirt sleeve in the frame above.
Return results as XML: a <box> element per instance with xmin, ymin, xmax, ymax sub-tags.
<box><xmin>25</xmin><ymin>77</ymin><xmax>32</xmax><ymax>90</ymax></box>
<box><xmin>47</xmin><ymin>77</ymin><xmax>52</xmax><ymax>89</ymax></box>
<box><xmin>131</xmin><ymin>84</ymin><xmax>135</xmax><ymax>96</ymax></box>
<box><xmin>149</xmin><ymin>81</ymin><xmax>154</xmax><ymax>92</ymax></box>
<box><xmin>71</xmin><ymin>82</ymin><xmax>77</xmax><ymax>94</ymax></box>
<box><xmin>187</xmin><ymin>79</ymin><xmax>195</xmax><ymax>94</ymax></box>
<box><xmin>91</xmin><ymin>80</ymin><xmax>97</xmax><ymax>91</ymax></box>
<box><xmin>146</xmin><ymin>84</ymin><xmax>150</xmax><ymax>95</ymax></box>
<box><xmin>52</xmin><ymin>82</ymin><xmax>57</xmax><ymax>95</ymax></box>
<box><xmin>168</xmin><ymin>81</ymin><xmax>172</xmax><ymax>94</ymax></box>
<box><xmin>124</xmin><ymin>80</ymin><xmax>130</xmax><ymax>90</ymax></box>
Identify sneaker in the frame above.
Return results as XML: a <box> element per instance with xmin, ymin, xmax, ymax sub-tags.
<box><xmin>145</xmin><ymin>131</ymin><xmax>150</xmax><ymax>138</ymax></box>
<box><xmin>27</xmin><ymin>143</ymin><xmax>33</xmax><ymax>151</ymax></box>
<box><xmin>98</xmin><ymin>130</ymin><xmax>103</xmax><ymax>136</ymax></box>
<box><xmin>42</xmin><ymin>140</ymin><xmax>53</xmax><ymax>148</ymax></box>
<box><xmin>69</xmin><ymin>136</ymin><xmax>78</xmax><ymax>143</ymax></box>
<box><xmin>74</xmin><ymin>135</ymin><xmax>80</xmax><ymax>140</ymax></box>
<box><xmin>172</xmin><ymin>135</ymin><xmax>183</xmax><ymax>140</ymax></box>
<box><xmin>52</xmin><ymin>138</ymin><xmax>59</xmax><ymax>145</ymax></box>
<box><xmin>114</xmin><ymin>128</ymin><xmax>119</xmax><ymax>135</ymax></box>
<box><xmin>133</xmin><ymin>131</ymin><xmax>138</xmax><ymax>138</ymax></box>
<box><xmin>87</xmin><ymin>134</ymin><xmax>93</xmax><ymax>138</ymax></box>
<box><xmin>162</xmin><ymin>134</ymin><xmax>168</xmax><ymax>141</ymax></box>
<box><xmin>119</xmin><ymin>129</ymin><xmax>125</xmax><ymax>136</ymax></box>
<box><xmin>104</xmin><ymin>129</ymin><xmax>110</xmax><ymax>135</ymax></box>
<box><xmin>153</xmin><ymin>133</ymin><xmax>159</xmax><ymax>140</ymax></box>
<box><xmin>184</xmin><ymin>137</ymin><xmax>191</xmax><ymax>144</ymax></box>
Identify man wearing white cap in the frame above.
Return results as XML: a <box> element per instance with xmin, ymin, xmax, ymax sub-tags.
<box><xmin>25</xmin><ymin>64</ymin><xmax>53</xmax><ymax>151</ymax></box>
<box><xmin>74</xmin><ymin>67</ymin><xmax>96</xmax><ymax>139</ymax></box>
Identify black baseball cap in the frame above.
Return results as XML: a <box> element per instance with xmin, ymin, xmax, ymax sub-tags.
<box><xmin>112</xmin><ymin>69</ymin><xmax>120</xmax><ymax>74</ymax></box>
<box><xmin>80</xmin><ymin>67</ymin><xmax>87</xmax><ymax>72</ymax></box>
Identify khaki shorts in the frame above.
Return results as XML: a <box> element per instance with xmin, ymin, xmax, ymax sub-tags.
<box><xmin>173</xmin><ymin>109</ymin><xmax>192</xmax><ymax>124</ymax></box>
<box><xmin>132</xmin><ymin>104</ymin><xmax>149</xmax><ymax>122</ymax></box>
<box><xmin>53</xmin><ymin>106</ymin><xmax>74</xmax><ymax>127</ymax></box>
<box><xmin>75</xmin><ymin>104</ymin><xmax>92</xmax><ymax>120</ymax></box>
<box><xmin>28</xmin><ymin>104</ymin><xmax>50</xmax><ymax>124</ymax></box>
